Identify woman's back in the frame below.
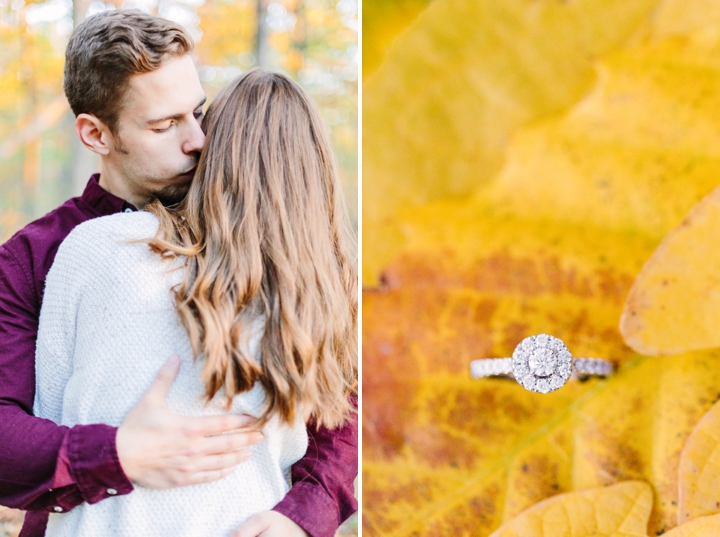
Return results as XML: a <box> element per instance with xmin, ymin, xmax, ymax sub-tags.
<box><xmin>34</xmin><ymin>211</ymin><xmax>308</xmax><ymax>537</ymax></box>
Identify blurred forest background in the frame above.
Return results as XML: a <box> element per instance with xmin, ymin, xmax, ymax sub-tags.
<box><xmin>0</xmin><ymin>0</ymin><xmax>357</xmax><ymax>535</ymax></box>
<box><xmin>0</xmin><ymin>0</ymin><xmax>358</xmax><ymax>243</ymax></box>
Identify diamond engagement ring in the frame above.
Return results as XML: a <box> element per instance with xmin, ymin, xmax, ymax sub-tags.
<box><xmin>469</xmin><ymin>334</ymin><xmax>613</xmax><ymax>393</ymax></box>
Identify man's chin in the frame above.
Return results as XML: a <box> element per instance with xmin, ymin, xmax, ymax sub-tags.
<box><xmin>153</xmin><ymin>180</ymin><xmax>191</xmax><ymax>206</ymax></box>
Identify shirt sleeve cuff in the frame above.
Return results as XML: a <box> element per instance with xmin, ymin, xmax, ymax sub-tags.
<box><xmin>273</xmin><ymin>481</ymin><xmax>340</xmax><ymax>537</ymax></box>
<box><xmin>67</xmin><ymin>423</ymin><xmax>133</xmax><ymax>504</ymax></box>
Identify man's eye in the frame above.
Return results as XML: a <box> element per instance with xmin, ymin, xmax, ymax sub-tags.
<box><xmin>152</xmin><ymin>121</ymin><xmax>174</xmax><ymax>133</ymax></box>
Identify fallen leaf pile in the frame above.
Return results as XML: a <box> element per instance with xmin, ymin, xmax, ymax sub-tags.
<box><xmin>488</xmin><ymin>397</ymin><xmax>720</xmax><ymax>535</ymax></box>
<box><xmin>490</xmin><ymin>481</ymin><xmax>653</xmax><ymax>536</ymax></box>
<box><xmin>362</xmin><ymin>0</ymin><xmax>720</xmax><ymax>535</ymax></box>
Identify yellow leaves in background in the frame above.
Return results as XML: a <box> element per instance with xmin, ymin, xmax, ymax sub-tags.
<box><xmin>679</xmin><ymin>397</ymin><xmax>720</xmax><ymax>524</ymax></box>
<box><xmin>492</xmin><ymin>403</ymin><xmax>720</xmax><ymax>537</ymax></box>
<box><xmin>663</xmin><ymin>515</ymin><xmax>720</xmax><ymax>536</ymax></box>
<box><xmin>196</xmin><ymin>1</ymin><xmax>256</xmax><ymax>68</ymax></box>
<box><xmin>622</xmin><ymin>187</ymin><xmax>720</xmax><ymax>355</ymax></box>
<box><xmin>363</xmin><ymin>0</ymin><xmax>720</xmax><ymax>535</ymax></box>
<box><xmin>362</xmin><ymin>0</ymin><xmax>432</xmax><ymax>78</ymax></box>
<box><xmin>491</xmin><ymin>397</ymin><xmax>720</xmax><ymax>535</ymax></box>
<box><xmin>364</xmin><ymin>273</ymin><xmax>720</xmax><ymax>535</ymax></box>
<box><xmin>490</xmin><ymin>481</ymin><xmax>652</xmax><ymax>537</ymax></box>
<box><xmin>476</xmin><ymin>35</ymin><xmax>720</xmax><ymax>242</ymax></box>
<box><xmin>0</xmin><ymin>27</ymin><xmax>64</xmax><ymax>130</ymax></box>
<box><xmin>362</xmin><ymin>0</ymin><xmax>659</xmax><ymax>284</ymax></box>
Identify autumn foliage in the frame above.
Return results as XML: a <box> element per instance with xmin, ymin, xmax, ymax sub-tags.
<box><xmin>363</xmin><ymin>0</ymin><xmax>720</xmax><ymax>535</ymax></box>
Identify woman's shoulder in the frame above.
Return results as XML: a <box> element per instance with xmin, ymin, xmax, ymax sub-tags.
<box><xmin>56</xmin><ymin>211</ymin><xmax>161</xmax><ymax>270</ymax></box>
<box><xmin>68</xmin><ymin>210</ymin><xmax>159</xmax><ymax>242</ymax></box>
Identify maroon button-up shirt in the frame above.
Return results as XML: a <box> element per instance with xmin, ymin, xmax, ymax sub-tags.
<box><xmin>0</xmin><ymin>175</ymin><xmax>357</xmax><ymax>537</ymax></box>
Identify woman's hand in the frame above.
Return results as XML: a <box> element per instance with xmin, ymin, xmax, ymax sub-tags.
<box><xmin>230</xmin><ymin>511</ymin><xmax>310</xmax><ymax>537</ymax></box>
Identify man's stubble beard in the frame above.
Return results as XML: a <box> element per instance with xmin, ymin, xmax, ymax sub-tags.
<box><xmin>153</xmin><ymin>180</ymin><xmax>192</xmax><ymax>206</ymax></box>
<box><xmin>113</xmin><ymin>133</ymin><xmax>197</xmax><ymax>206</ymax></box>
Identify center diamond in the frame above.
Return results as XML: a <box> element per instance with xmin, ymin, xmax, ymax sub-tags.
<box><xmin>528</xmin><ymin>347</ymin><xmax>557</xmax><ymax>377</ymax></box>
<box><xmin>511</xmin><ymin>334</ymin><xmax>574</xmax><ymax>394</ymax></box>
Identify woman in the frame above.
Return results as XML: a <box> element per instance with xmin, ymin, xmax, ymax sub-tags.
<box><xmin>34</xmin><ymin>69</ymin><xmax>357</xmax><ymax>536</ymax></box>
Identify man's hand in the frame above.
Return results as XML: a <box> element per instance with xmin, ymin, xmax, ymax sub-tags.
<box><xmin>231</xmin><ymin>511</ymin><xmax>310</xmax><ymax>537</ymax></box>
<box><xmin>116</xmin><ymin>354</ymin><xmax>263</xmax><ymax>488</ymax></box>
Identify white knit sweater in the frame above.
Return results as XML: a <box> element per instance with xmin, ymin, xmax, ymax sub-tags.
<box><xmin>34</xmin><ymin>211</ymin><xmax>308</xmax><ymax>537</ymax></box>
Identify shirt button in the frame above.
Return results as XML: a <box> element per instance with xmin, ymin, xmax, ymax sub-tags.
<box><xmin>124</xmin><ymin>208</ymin><xmax>133</xmax><ymax>213</ymax></box>
<box><xmin>53</xmin><ymin>506</ymin><xmax>63</xmax><ymax>512</ymax></box>
<box><xmin>107</xmin><ymin>488</ymin><xmax>117</xmax><ymax>495</ymax></box>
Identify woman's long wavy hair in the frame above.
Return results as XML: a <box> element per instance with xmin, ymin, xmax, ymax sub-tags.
<box><xmin>146</xmin><ymin>69</ymin><xmax>357</xmax><ymax>428</ymax></box>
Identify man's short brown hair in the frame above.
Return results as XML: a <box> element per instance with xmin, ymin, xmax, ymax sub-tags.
<box><xmin>64</xmin><ymin>9</ymin><xmax>194</xmax><ymax>133</ymax></box>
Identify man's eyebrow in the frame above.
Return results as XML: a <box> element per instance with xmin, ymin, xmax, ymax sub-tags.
<box><xmin>146</xmin><ymin>96</ymin><xmax>207</xmax><ymax>125</ymax></box>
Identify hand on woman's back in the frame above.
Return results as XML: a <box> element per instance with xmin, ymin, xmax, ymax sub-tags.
<box><xmin>231</xmin><ymin>511</ymin><xmax>309</xmax><ymax>537</ymax></box>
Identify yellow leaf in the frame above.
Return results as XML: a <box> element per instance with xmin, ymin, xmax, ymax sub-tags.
<box><xmin>475</xmin><ymin>37</ymin><xmax>720</xmax><ymax>243</ymax></box>
<box><xmin>678</xmin><ymin>399</ymin><xmax>720</xmax><ymax>524</ymax></box>
<box><xmin>661</xmin><ymin>514</ymin><xmax>720</xmax><ymax>536</ymax></box>
<box><xmin>648</xmin><ymin>0</ymin><xmax>720</xmax><ymax>38</ymax></box>
<box><xmin>362</xmin><ymin>0</ymin><xmax>433</xmax><ymax>79</ymax></box>
<box><xmin>621</xmin><ymin>186</ymin><xmax>720</xmax><ymax>355</ymax></box>
<box><xmin>489</xmin><ymin>481</ymin><xmax>652</xmax><ymax>537</ymax></box>
<box><xmin>363</xmin><ymin>0</ymin><xmax>660</xmax><ymax>285</ymax></box>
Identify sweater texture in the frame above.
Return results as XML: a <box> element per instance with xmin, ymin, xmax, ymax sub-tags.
<box><xmin>33</xmin><ymin>211</ymin><xmax>308</xmax><ymax>537</ymax></box>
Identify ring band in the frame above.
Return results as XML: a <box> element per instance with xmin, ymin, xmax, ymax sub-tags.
<box><xmin>470</xmin><ymin>334</ymin><xmax>613</xmax><ymax>393</ymax></box>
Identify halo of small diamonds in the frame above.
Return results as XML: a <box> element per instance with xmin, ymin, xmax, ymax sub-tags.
<box><xmin>511</xmin><ymin>334</ymin><xmax>573</xmax><ymax>393</ymax></box>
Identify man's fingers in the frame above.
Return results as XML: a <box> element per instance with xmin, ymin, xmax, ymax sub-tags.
<box><xmin>231</xmin><ymin>513</ymin><xmax>268</xmax><ymax>537</ymax></box>
<box><xmin>184</xmin><ymin>413</ymin><xmax>258</xmax><ymax>437</ymax></box>
<box><xmin>193</xmin><ymin>449</ymin><xmax>251</xmax><ymax>473</ymax></box>
<box><xmin>192</xmin><ymin>429</ymin><xmax>263</xmax><ymax>456</ymax></box>
<box><xmin>141</xmin><ymin>354</ymin><xmax>181</xmax><ymax>406</ymax></box>
<box><xmin>186</xmin><ymin>466</ymin><xmax>238</xmax><ymax>486</ymax></box>
<box><xmin>170</xmin><ymin>449</ymin><xmax>252</xmax><ymax>487</ymax></box>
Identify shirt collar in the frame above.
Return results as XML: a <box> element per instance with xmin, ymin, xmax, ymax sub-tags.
<box><xmin>78</xmin><ymin>174</ymin><xmax>137</xmax><ymax>216</ymax></box>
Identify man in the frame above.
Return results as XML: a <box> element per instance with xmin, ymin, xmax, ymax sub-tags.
<box><xmin>0</xmin><ymin>10</ymin><xmax>357</xmax><ymax>537</ymax></box>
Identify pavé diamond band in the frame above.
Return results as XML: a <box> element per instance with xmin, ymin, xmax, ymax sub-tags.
<box><xmin>470</xmin><ymin>334</ymin><xmax>613</xmax><ymax>394</ymax></box>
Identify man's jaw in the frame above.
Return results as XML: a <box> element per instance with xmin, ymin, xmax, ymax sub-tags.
<box><xmin>152</xmin><ymin>170</ymin><xmax>195</xmax><ymax>206</ymax></box>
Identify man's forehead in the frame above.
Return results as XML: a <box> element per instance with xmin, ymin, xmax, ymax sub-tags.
<box><xmin>122</xmin><ymin>55</ymin><xmax>205</xmax><ymax>122</ymax></box>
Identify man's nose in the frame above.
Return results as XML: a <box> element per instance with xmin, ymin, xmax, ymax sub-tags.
<box><xmin>183</xmin><ymin>118</ymin><xmax>206</xmax><ymax>155</ymax></box>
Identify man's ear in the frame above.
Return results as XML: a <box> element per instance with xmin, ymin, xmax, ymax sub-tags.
<box><xmin>75</xmin><ymin>113</ymin><xmax>112</xmax><ymax>156</ymax></box>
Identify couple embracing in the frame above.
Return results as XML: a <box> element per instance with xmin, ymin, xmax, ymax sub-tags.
<box><xmin>0</xmin><ymin>9</ymin><xmax>357</xmax><ymax>537</ymax></box>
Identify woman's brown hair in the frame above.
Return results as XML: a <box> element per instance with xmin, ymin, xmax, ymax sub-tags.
<box><xmin>147</xmin><ymin>69</ymin><xmax>357</xmax><ymax>429</ymax></box>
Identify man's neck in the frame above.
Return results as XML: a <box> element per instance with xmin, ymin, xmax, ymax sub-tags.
<box><xmin>97</xmin><ymin>168</ymin><xmax>147</xmax><ymax>209</ymax></box>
